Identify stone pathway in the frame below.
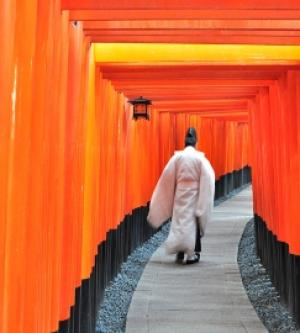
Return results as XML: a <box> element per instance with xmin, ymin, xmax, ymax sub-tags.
<box><xmin>126</xmin><ymin>187</ymin><xmax>267</xmax><ymax>333</ymax></box>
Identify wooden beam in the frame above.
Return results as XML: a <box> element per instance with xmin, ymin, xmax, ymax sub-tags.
<box><xmin>61</xmin><ymin>0</ymin><xmax>300</xmax><ymax>11</ymax></box>
<box><xmin>69</xmin><ymin>9</ymin><xmax>300</xmax><ymax>21</ymax></box>
<box><xmin>98</xmin><ymin>64</ymin><xmax>286</xmax><ymax>80</ymax></box>
<box><xmin>86</xmin><ymin>29</ymin><xmax>300</xmax><ymax>37</ymax></box>
<box><xmin>83</xmin><ymin>19</ymin><xmax>300</xmax><ymax>30</ymax></box>
<box><xmin>91</xmin><ymin>35</ymin><xmax>300</xmax><ymax>45</ymax></box>
<box><xmin>93</xmin><ymin>43</ymin><xmax>300</xmax><ymax>65</ymax></box>
<box><xmin>102</xmin><ymin>78</ymin><xmax>274</xmax><ymax>86</ymax></box>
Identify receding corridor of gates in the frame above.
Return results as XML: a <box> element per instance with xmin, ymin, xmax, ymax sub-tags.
<box><xmin>1</xmin><ymin>1</ymin><xmax>300</xmax><ymax>332</ymax></box>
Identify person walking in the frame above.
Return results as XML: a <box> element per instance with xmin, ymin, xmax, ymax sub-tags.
<box><xmin>147</xmin><ymin>127</ymin><xmax>215</xmax><ymax>264</ymax></box>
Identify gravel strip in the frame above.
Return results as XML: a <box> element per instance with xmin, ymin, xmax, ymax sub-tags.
<box><xmin>238</xmin><ymin>219</ymin><xmax>300</xmax><ymax>333</ymax></box>
<box><xmin>96</xmin><ymin>223</ymin><xmax>170</xmax><ymax>333</ymax></box>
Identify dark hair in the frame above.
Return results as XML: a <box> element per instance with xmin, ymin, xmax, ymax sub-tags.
<box><xmin>184</xmin><ymin>127</ymin><xmax>197</xmax><ymax>147</ymax></box>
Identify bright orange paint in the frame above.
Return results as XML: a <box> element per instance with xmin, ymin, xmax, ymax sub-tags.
<box><xmin>61</xmin><ymin>0</ymin><xmax>300</xmax><ymax>11</ymax></box>
<box><xmin>250</xmin><ymin>73</ymin><xmax>300</xmax><ymax>255</ymax></box>
<box><xmin>2</xmin><ymin>1</ymin><xmax>300</xmax><ymax>332</ymax></box>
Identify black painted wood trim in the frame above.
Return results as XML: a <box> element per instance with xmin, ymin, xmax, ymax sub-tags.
<box><xmin>214</xmin><ymin>165</ymin><xmax>251</xmax><ymax>200</ymax></box>
<box><xmin>255</xmin><ymin>215</ymin><xmax>300</xmax><ymax>328</ymax></box>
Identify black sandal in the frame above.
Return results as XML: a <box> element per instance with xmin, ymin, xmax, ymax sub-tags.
<box><xmin>186</xmin><ymin>253</ymin><xmax>200</xmax><ymax>265</ymax></box>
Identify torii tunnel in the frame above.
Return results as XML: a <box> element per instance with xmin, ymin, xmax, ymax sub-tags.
<box><xmin>1</xmin><ymin>1</ymin><xmax>300</xmax><ymax>332</ymax></box>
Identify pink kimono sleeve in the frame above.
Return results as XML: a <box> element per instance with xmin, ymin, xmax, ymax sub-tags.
<box><xmin>147</xmin><ymin>155</ymin><xmax>177</xmax><ymax>229</ymax></box>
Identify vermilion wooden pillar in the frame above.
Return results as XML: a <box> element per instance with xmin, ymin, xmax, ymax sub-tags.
<box><xmin>2</xmin><ymin>0</ymin><xmax>300</xmax><ymax>332</ymax></box>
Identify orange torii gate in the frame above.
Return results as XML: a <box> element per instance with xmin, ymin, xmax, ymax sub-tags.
<box><xmin>1</xmin><ymin>1</ymin><xmax>300</xmax><ymax>332</ymax></box>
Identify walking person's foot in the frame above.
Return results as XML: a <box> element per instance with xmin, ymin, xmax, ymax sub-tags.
<box><xmin>175</xmin><ymin>252</ymin><xmax>184</xmax><ymax>264</ymax></box>
<box><xmin>186</xmin><ymin>253</ymin><xmax>200</xmax><ymax>265</ymax></box>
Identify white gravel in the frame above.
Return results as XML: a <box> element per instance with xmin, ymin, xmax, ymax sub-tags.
<box><xmin>238</xmin><ymin>219</ymin><xmax>300</xmax><ymax>333</ymax></box>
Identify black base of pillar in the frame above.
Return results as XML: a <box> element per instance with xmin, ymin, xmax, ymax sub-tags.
<box><xmin>55</xmin><ymin>205</ymin><xmax>155</xmax><ymax>333</ymax></box>
<box><xmin>214</xmin><ymin>165</ymin><xmax>251</xmax><ymax>200</ymax></box>
<box><xmin>255</xmin><ymin>215</ymin><xmax>300</xmax><ymax>328</ymax></box>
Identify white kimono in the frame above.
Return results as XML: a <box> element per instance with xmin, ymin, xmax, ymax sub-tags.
<box><xmin>147</xmin><ymin>146</ymin><xmax>215</xmax><ymax>256</ymax></box>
